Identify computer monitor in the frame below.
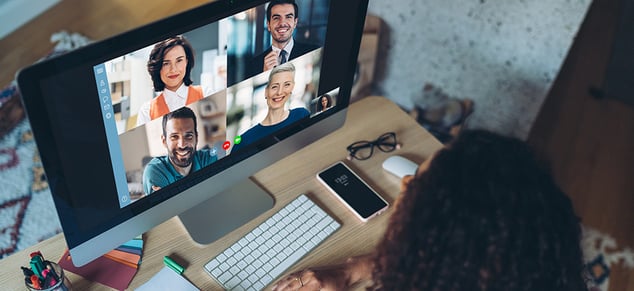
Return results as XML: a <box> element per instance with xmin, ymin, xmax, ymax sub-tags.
<box><xmin>17</xmin><ymin>0</ymin><xmax>368</xmax><ymax>267</ymax></box>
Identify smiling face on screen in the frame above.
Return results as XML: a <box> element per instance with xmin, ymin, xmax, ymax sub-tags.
<box><xmin>159</xmin><ymin>45</ymin><xmax>188</xmax><ymax>91</ymax></box>
<box><xmin>162</xmin><ymin>117</ymin><xmax>197</xmax><ymax>170</ymax></box>
<box><xmin>265</xmin><ymin>71</ymin><xmax>295</xmax><ymax>110</ymax></box>
<box><xmin>267</xmin><ymin>3</ymin><xmax>298</xmax><ymax>47</ymax></box>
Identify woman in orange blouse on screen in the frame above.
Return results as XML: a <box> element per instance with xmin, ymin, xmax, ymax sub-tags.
<box><xmin>137</xmin><ymin>35</ymin><xmax>210</xmax><ymax>126</ymax></box>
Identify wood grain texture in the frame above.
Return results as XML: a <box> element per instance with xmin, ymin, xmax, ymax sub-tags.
<box><xmin>528</xmin><ymin>0</ymin><xmax>634</xmax><ymax>290</ymax></box>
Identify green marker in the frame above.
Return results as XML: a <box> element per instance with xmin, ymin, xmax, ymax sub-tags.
<box><xmin>163</xmin><ymin>256</ymin><xmax>184</xmax><ymax>274</ymax></box>
<box><xmin>29</xmin><ymin>252</ymin><xmax>45</xmax><ymax>279</ymax></box>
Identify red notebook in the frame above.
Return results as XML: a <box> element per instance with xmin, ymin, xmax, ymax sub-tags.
<box><xmin>58</xmin><ymin>249</ymin><xmax>138</xmax><ymax>291</ymax></box>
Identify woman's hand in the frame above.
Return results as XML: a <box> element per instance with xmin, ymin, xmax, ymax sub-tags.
<box><xmin>271</xmin><ymin>254</ymin><xmax>374</xmax><ymax>291</ymax></box>
<box><xmin>271</xmin><ymin>267</ymin><xmax>349</xmax><ymax>291</ymax></box>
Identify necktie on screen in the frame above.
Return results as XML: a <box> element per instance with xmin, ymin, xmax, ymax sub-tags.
<box><xmin>279</xmin><ymin>50</ymin><xmax>287</xmax><ymax>65</ymax></box>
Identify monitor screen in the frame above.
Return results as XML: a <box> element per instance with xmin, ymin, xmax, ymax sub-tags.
<box><xmin>17</xmin><ymin>0</ymin><xmax>368</xmax><ymax>266</ymax></box>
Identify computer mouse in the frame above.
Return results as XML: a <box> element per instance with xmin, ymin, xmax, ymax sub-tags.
<box><xmin>382</xmin><ymin>155</ymin><xmax>418</xmax><ymax>178</ymax></box>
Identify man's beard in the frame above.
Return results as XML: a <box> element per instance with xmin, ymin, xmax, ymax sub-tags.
<box><xmin>169</xmin><ymin>146</ymin><xmax>195</xmax><ymax>168</ymax></box>
<box><xmin>274</xmin><ymin>35</ymin><xmax>291</xmax><ymax>43</ymax></box>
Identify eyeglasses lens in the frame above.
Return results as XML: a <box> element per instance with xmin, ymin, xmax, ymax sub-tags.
<box><xmin>348</xmin><ymin>141</ymin><xmax>374</xmax><ymax>160</ymax></box>
<box><xmin>376</xmin><ymin>133</ymin><xmax>397</xmax><ymax>152</ymax></box>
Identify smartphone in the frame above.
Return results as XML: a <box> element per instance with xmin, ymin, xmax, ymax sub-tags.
<box><xmin>317</xmin><ymin>162</ymin><xmax>389</xmax><ymax>222</ymax></box>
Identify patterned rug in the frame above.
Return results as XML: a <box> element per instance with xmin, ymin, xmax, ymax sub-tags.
<box><xmin>582</xmin><ymin>226</ymin><xmax>634</xmax><ymax>291</ymax></box>
<box><xmin>0</xmin><ymin>31</ymin><xmax>91</xmax><ymax>259</ymax></box>
<box><xmin>0</xmin><ymin>118</ymin><xmax>61</xmax><ymax>258</ymax></box>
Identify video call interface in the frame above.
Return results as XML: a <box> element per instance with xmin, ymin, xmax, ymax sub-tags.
<box><xmin>92</xmin><ymin>0</ymin><xmax>338</xmax><ymax>208</ymax></box>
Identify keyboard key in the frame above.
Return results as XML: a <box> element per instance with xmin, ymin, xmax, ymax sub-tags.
<box><xmin>253</xmin><ymin>282</ymin><xmax>265</xmax><ymax>290</ymax></box>
<box><xmin>226</xmin><ymin>256</ymin><xmax>237</xmax><ymax>266</ymax></box>
<box><xmin>244</xmin><ymin>254</ymin><xmax>255</xmax><ymax>264</ymax></box>
<box><xmin>226</xmin><ymin>276</ymin><xmax>242</xmax><ymax>289</ymax></box>
<box><xmin>229</xmin><ymin>265</ymin><xmax>241</xmax><ymax>276</ymax></box>
<box><xmin>218</xmin><ymin>272</ymin><xmax>233</xmax><ymax>285</ymax></box>
<box><xmin>210</xmin><ymin>268</ymin><xmax>223</xmax><ymax>278</ymax></box>
<box><xmin>329</xmin><ymin>221</ymin><xmax>341</xmax><ymax>230</ymax></box>
<box><xmin>215</xmin><ymin>261</ymin><xmax>229</xmax><ymax>272</ymax></box>
<box><xmin>250</xmin><ymin>249</ymin><xmax>262</xmax><ymax>259</ymax></box>
<box><xmin>245</xmin><ymin>265</ymin><xmax>256</xmax><ymax>275</ymax></box>
<box><xmin>251</xmin><ymin>259</ymin><xmax>263</xmax><ymax>269</ymax></box>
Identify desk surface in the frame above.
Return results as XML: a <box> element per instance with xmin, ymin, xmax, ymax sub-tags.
<box><xmin>0</xmin><ymin>96</ymin><xmax>443</xmax><ymax>290</ymax></box>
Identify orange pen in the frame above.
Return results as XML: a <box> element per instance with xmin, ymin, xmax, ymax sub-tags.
<box><xmin>30</xmin><ymin>274</ymin><xmax>41</xmax><ymax>289</ymax></box>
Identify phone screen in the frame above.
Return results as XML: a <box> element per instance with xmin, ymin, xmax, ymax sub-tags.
<box><xmin>318</xmin><ymin>162</ymin><xmax>388</xmax><ymax>220</ymax></box>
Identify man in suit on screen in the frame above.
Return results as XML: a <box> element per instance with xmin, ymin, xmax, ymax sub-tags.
<box><xmin>248</xmin><ymin>0</ymin><xmax>318</xmax><ymax>78</ymax></box>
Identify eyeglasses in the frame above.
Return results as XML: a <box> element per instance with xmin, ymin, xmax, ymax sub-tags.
<box><xmin>346</xmin><ymin>132</ymin><xmax>400</xmax><ymax>160</ymax></box>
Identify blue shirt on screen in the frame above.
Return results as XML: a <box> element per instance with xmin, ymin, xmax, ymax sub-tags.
<box><xmin>232</xmin><ymin>108</ymin><xmax>310</xmax><ymax>152</ymax></box>
<box><xmin>143</xmin><ymin>148</ymin><xmax>218</xmax><ymax>195</ymax></box>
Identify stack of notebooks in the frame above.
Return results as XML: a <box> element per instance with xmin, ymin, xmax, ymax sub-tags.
<box><xmin>104</xmin><ymin>236</ymin><xmax>144</xmax><ymax>269</ymax></box>
<box><xmin>58</xmin><ymin>235</ymin><xmax>144</xmax><ymax>291</ymax></box>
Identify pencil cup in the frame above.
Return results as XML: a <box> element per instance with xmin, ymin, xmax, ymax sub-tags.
<box><xmin>25</xmin><ymin>261</ymin><xmax>72</xmax><ymax>291</ymax></box>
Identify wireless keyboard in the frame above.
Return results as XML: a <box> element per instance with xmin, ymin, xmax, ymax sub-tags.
<box><xmin>204</xmin><ymin>194</ymin><xmax>340</xmax><ymax>290</ymax></box>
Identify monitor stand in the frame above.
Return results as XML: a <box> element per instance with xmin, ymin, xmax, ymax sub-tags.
<box><xmin>177</xmin><ymin>178</ymin><xmax>274</xmax><ymax>245</ymax></box>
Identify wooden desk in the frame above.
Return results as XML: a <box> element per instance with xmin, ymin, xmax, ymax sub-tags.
<box><xmin>0</xmin><ymin>96</ymin><xmax>443</xmax><ymax>290</ymax></box>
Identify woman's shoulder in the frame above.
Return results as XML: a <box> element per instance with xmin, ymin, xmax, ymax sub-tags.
<box><xmin>189</xmin><ymin>84</ymin><xmax>215</xmax><ymax>97</ymax></box>
<box><xmin>241</xmin><ymin>123</ymin><xmax>265</xmax><ymax>137</ymax></box>
<box><xmin>136</xmin><ymin>100</ymin><xmax>153</xmax><ymax>126</ymax></box>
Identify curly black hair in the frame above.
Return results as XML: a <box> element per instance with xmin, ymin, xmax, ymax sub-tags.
<box><xmin>147</xmin><ymin>35</ymin><xmax>195</xmax><ymax>92</ymax></box>
<box><xmin>369</xmin><ymin>130</ymin><xmax>587</xmax><ymax>291</ymax></box>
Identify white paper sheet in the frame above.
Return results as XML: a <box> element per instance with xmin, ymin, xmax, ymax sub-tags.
<box><xmin>136</xmin><ymin>266</ymin><xmax>199</xmax><ymax>291</ymax></box>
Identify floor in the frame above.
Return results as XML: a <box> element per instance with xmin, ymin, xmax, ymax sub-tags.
<box><xmin>367</xmin><ymin>0</ymin><xmax>591</xmax><ymax>140</ymax></box>
<box><xmin>527</xmin><ymin>0</ymin><xmax>634</xmax><ymax>290</ymax></box>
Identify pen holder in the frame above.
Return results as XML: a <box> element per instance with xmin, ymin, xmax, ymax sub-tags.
<box><xmin>25</xmin><ymin>262</ymin><xmax>72</xmax><ymax>291</ymax></box>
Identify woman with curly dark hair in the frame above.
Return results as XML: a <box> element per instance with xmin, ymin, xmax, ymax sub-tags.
<box><xmin>272</xmin><ymin>130</ymin><xmax>588</xmax><ymax>291</ymax></box>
